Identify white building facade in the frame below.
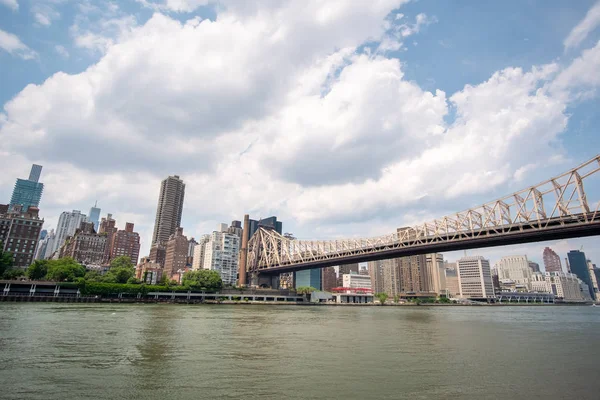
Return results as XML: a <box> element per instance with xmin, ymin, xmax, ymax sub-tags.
<box><xmin>457</xmin><ymin>256</ymin><xmax>495</xmax><ymax>299</ymax></box>
<box><xmin>202</xmin><ymin>230</ymin><xmax>240</xmax><ymax>286</ymax></box>
<box><xmin>495</xmin><ymin>255</ymin><xmax>533</xmax><ymax>289</ymax></box>
<box><xmin>342</xmin><ymin>273</ymin><xmax>372</xmax><ymax>290</ymax></box>
<box><xmin>192</xmin><ymin>234</ymin><xmax>210</xmax><ymax>270</ymax></box>
<box><xmin>544</xmin><ymin>272</ymin><xmax>586</xmax><ymax>302</ymax></box>
<box><xmin>50</xmin><ymin>210</ymin><xmax>87</xmax><ymax>256</ymax></box>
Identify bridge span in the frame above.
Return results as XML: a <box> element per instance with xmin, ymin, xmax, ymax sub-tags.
<box><xmin>241</xmin><ymin>155</ymin><xmax>600</xmax><ymax>283</ymax></box>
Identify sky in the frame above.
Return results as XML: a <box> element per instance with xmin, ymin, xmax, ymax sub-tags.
<box><xmin>1</xmin><ymin>0</ymin><xmax>600</xmax><ymax>269</ymax></box>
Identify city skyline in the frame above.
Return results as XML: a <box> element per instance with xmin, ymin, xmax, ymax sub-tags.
<box><xmin>1</xmin><ymin>1</ymin><xmax>600</xmax><ymax>266</ymax></box>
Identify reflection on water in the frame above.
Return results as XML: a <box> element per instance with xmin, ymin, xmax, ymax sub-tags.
<box><xmin>0</xmin><ymin>304</ymin><xmax>599</xmax><ymax>400</ymax></box>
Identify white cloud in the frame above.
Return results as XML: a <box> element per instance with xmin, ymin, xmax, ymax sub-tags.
<box><xmin>32</xmin><ymin>1</ymin><xmax>63</xmax><ymax>27</ymax></box>
<box><xmin>54</xmin><ymin>44</ymin><xmax>69</xmax><ymax>58</ymax></box>
<box><xmin>0</xmin><ymin>29</ymin><xmax>38</xmax><ymax>60</ymax></box>
<box><xmin>1</xmin><ymin>0</ymin><xmax>599</xmax><ymax>260</ymax></box>
<box><xmin>564</xmin><ymin>1</ymin><xmax>600</xmax><ymax>50</ymax></box>
<box><xmin>0</xmin><ymin>0</ymin><xmax>18</xmax><ymax>11</ymax></box>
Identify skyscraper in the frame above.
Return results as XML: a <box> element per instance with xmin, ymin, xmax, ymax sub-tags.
<box><xmin>9</xmin><ymin>164</ymin><xmax>44</xmax><ymax>211</ymax></box>
<box><xmin>99</xmin><ymin>214</ymin><xmax>118</xmax><ymax>264</ymax></box>
<box><xmin>543</xmin><ymin>247</ymin><xmax>562</xmax><ymax>273</ymax></box>
<box><xmin>567</xmin><ymin>250</ymin><xmax>594</xmax><ymax>299</ymax></box>
<box><xmin>151</xmin><ymin>175</ymin><xmax>185</xmax><ymax>246</ymax></box>
<box><xmin>367</xmin><ymin>260</ymin><xmax>386</xmax><ymax>294</ymax></box>
<box><xmin>51</xmin><ymin>210</ymin><xmax>87</xmax><ymax>256</ymax></box>
<box><xmin>295</xmin><ymin>269</ymin><xmax>321</xmax><ymax>290</ymax></box>
<box><xmin>321</xmin><ymin>267</ymin><xmax>337</xmax><ymax>291</ymax></box>
<box><xmin>203</xmin><ymin>229</ymin><xmax>240</xmax><ymax>286</ymax></box>
<box><xmin>88</xmin><ymin>202</ymin><xmax>101</xmax><ymax>231</ymax></box>
<box><xmin>457</xmin><ymin>256</ymin><xmax>494</xmax><ymax>299</ymax></box>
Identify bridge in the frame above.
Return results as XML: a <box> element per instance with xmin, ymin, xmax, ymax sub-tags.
<box><xmin>241</xmin><ymin>155</ymin><xmax>600</xmax><ymax>285</ymax></box>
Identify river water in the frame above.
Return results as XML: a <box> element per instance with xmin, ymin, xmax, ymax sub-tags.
<box><xmin>0</xmin><ymin>304</ymin><xmax>599</xmax><ymax>400</ymax></box>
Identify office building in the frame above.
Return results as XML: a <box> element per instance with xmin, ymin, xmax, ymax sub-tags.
<box><xmin>187</xmin><ymin>237</ymin><xmax>197</xmax><ymax>258</ymax></box>
<box><xmin>109</xmin><ymin>222</ymin><xmax>141</xmax><ymax>265</ymax></box>
<box><xmin>242</xmin><ymin>215</ymin><xmax>283</xmax><ymax>243</ymax></box>
<box><xmin>0</xmin><ymin>205</ymin><xmax>44</xmax><ymax>268</ymax></box>
<box><xmin>543</xmin><ymin>247</ymin><xmax>562</xmax><ymax>273</ymax></box>
<box><xmin>321</xmin><ymin>267</ymin><xmax>337</xmax><ymax>291</ymax></box>
<box><xmin>445</xmin><ymin>268</ymin><xmax>460</xmax><ymax>298</ymax></box>
<box><xmin>342</xmin><ymin>273</ymin><xmax>372</xmax><ymax>290</ymax></box>
<box><xmin>203</xmin><ymin>229</ymin><xmax>240</xmax><ymax>286</ymax></box>
<box><xmin>398</xmin><ymin>255</ymin><xmax>424</xmax><ymax>294</ymax></box>
<box><xmin>424</xmin><ymin>253</ymin><xmax>445</xmax><ymax>295</ymax></box>
<box><xmin>35</xmin><ymin>229</ymin><xmax>54</xmax><ymax>260</ymax></box>
<box><xmin>545</xmin><ymin>272</ymin><xmax>586</xmax><ymax>302</ymax></box>
<box><xmin>164</xmin><ymin>228</ymin><xmax>189</xmax><ymax>279</ymax></box>
<box><xmin>88</xmin><ymin>202</ymin><xmax>101</xmax><ymax>231</ymax></box>
<box><xmin>151</xmin><ymin>175</ymin><xmax>185</xmax><ymax>246</ymax></box>
<box><xmin>567</xmin><ymin>250</ymin><xmax>594</xmax><ymax>299</ymax></box>
<box><xmin>9</xmin><ymin>164</ymin><xmax>44</xmax><ymax>211</ymax></box>
<box><xmin>588</xmin><ymin>260</ymin><xmax>599</xmax><ymax>299</ymax></box>
<box><xmin>495</xmin><ymin>255</ymin><xmax>533</xmax><ymax>290</ymax></box>
<box><xmin>457</xmin><ymin>256</ymin><xmax>494</xmax><ymax>299</ymax></box>
<box><xmin>49</xmin><ymin>210</ymin><xmax>87</xmax><ymax>256</ymax></box>
<box><xmin>295</xmin><ymin>269</ymin><xmax>321</xmax><ymax>290</ymax></box>
<box><xmin>58</xmin><ymin>222</ymin><xmax>107</xmax><ymax>266</ymax></box>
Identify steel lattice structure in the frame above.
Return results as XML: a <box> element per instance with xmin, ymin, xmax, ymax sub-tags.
<box><xmin>247</xmin><ymin>155</ymin><xmax>600</xmax><ymax>275</ymax></box>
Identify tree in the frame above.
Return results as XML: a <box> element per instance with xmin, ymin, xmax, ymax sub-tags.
<box><xmin>393</xmin><ymin>295</ymin><xmax>400</xmax><ymax>303</ymax></box>
<box><xmin>103</xmin><ymin>256</ymin><xmax>135</xmax><ymax>284</ymax></box>
<box><xmin>0</xmin><ymin>244</ymin><xmax>13</xmax><ymax>277</ymax></box>
<box><xmin>375</xmin><ymin>292</ymin><xmax>389</xmax><ymax>305</ymax></box>
<box><xmin>2</xmin><ymin>268</ymin><xmax>24</xmax><ymax>280</ymax></box>
<box><xmin>84</xmin><ymin>270</ymin><xmax>103</xmax><ymax>282</ymax></box>
<box><xmin>159</xmin><ymin>274</ymin><xmax>169</xmax><ymax>285</ymax></box>
<box><xmin>296</xmin><ymin>286</ymin><xmax>317</xmax><ymax>295</ymax></box>
<box><xmin>127</xmin><ymin>277</ymin><xmax>141</xmax><ymax>284</ymax></box>
<box><xmin>45</xmin><ymin>258</ymin><xmax>86</xmax><ymax>282</ymax></box>
<box><xmin>27</xmin><ymin>260</ymin><xmax>49</xmax><ymax>280</ymax></box>
<box><xmin>181</xmin><ymin>270</ymin><xmax>222</xmax><ymax>291</ymax></box>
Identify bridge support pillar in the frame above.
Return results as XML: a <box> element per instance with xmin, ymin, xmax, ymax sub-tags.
<box><xmin>256</xmin><ymin>274</ymin><xmax>280</xmax><ymax>289</ymax></box>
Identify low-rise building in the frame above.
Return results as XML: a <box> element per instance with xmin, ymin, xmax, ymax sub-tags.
<box><xmin>0</xmin><ymin>205</ymin><xmax>44</xmax><ymax>268</ymax></box>
<box><xmin>342</xmin><ymin>273</ymin><xmax>372</xmax><ymax>290</ymax></box>
<box><xmin>58</xmin><ymin>221</ymin><xmax>107</xmax><ymax>267</ymax></box>
<box><xmin>135</xmin><ymin>257</ymin><xmax>163</xmax><ymax>284</ymax></box>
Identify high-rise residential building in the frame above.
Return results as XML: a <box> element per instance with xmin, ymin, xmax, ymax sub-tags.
<box><xmin>51</xmin><ymin>210</ymin><xmax>87</xmax><ymax>256</ymax></box>
<box><xmin>88</xmin><ymin>202</ymin><xmax>101</xmax><ymax>231</ymax></box>
<box><xmin>367</xmin><ymin>260</ymin><xmax>386</xmax><ymax>294</ymax></box>
<box><xmin>0</xmin><ymin>205</ymin><xmax>44</xmax><ymax>268</ymax></box>
<box><xmin>151</xmin><ymin>175</ymin><xmax>185</xmax><ymax>246</ymax></box>
<box><xmin>164</xmin><ymin>227</ymin><xmax>189</xmax><ymax>279</ymax></box>
<box><xmin>227</xmin><ymin>220</ymin><xmax>243</xmax><ymax>240</ymax></box>
<box><xmin>495</xmin><ymin>255</ymin><xmax>533</xmax><ymax>290</ymax></box>
<box><xmin>203</xmin><ymin>229</ymin><xmax>240</xmax><ymax>286</ymax></box>
<box><xmin>9</xmin><ymin>164</ymin><xmax>44</xmax><ymax>211</ymax></box>
<box><xmin>337</xmin><ymin>263</ymin><xmax>359</xmax><ymax>286</ymax></box>
<box><xmin>342</xmin><ymin>273</ymin><xmax>372</xmax><ymax>290</ymax></box>
<box><xmin>295</xmin><ymin>269</ymin><xmax>321</xmax><ymax>290</ymax></box>
<box><xmin>149</xmin><ymin>241</ymin><xmax>167</xmax><ymax>268</ymax></box>
<box><xmin>382</xmin><ymin>259</ymin><xmax>401</xmax><ymax>297</ymax></box>
<box><xmin>567</xmin><ymin>250</ymin><xmax>594</xmax><ymax>299</ymax></box>
<box><xmin>192</xmin><ymin>234</ymin><xmax>210</xmax><ymax>270</ymax></box>
<box><xmin>587</xmin><ymin>260</ymin><xmax>599</xmax><ymax>300</ymax></box>
<box><xmin>398</xmin><ymin>255</ymin><xmax>425</xmax><ymax>294</ymax></box>
<box><xmin>109</xmin><ymin>222</ymin><xmax>141</xmax><ymax>265</ymax></box>
<box><xmin>457</xmin><ymin>256</ymin><xmax>495</xmax><ymax>299</ymax></box>
<box><xmin>321</xmin><ymin>267</ymin><xmax>337</xmax><ymax>291</ymax></box>
<box><xmin>187</xmin><ymin>237</ymin><xmax>197</xmax><ymax>257</ymax></box>
<box><xmin>58</xmin><ymin>221</ymin><xmax>107</xmax><ymax>266</ymax></box>
<box><xmin>99</xmin><ymin>214</ymin><xmax>118</xmax><ymax>264</ymax></box>
<box><xmin>424</xmin><ymin>254</ymin><xmax>445</xmax><ymax>295</ymax></box>
<box><xmin>543</xmin><ymin>247</ymin><xmax>562</xmax><ymax>273</ymax></box>
<box><xmin>528</xmin><ymin>261</ymin><xmax>540</xmax><ymax>273</ymax></box>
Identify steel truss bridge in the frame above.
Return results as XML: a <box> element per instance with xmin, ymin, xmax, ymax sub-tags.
<box><xmin>246</xmin><ymin>155</ymin><xmax>600</xmax><ymax>278</ymax></box>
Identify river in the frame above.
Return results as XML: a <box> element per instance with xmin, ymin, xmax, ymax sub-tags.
<box><xmin>0</xmin><ymin>304</ymin><xmax>598</xmax><ymax>399</ymax></box>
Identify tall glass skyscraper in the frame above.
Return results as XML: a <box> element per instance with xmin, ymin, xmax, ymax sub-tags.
<box><xmin>567</xmin><ymin>250</ymin><xmax>594</xmax><ymax>298</ymax></box>
<box><xmin>88</xmin><ymin>202</ymin><xmax>101</xmax><ymax>232</ymax></box>
<box><xmin>10</xmin><ymin>164</ymin><xmax>44</xmax><ymax>211</ymax></box>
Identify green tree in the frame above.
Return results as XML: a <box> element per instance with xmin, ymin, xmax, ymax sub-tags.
<box><xmin>45</xmin><ymin>258</ymin><xmax>86</xmax><ymax>282</ymax></box>
<box><xmin>2</xmin><ymin>268</ymin><xmax>24</xmax><ymax>280</ymax></box>
<box><xmin>375</xmin><ymin>292</ymin><xmax>389</xmax><ymax>305</ymax></box>
<box><xmin>103</xmin><ymin>256</ymin><xmax>135</xmax><ymax>284</ymax></box>
<box><xmin>181</xmin><ymin>270</ymin><xmax>222</xmax><ymax>291</ymax></box>
<box><xmin>159</xmin><ymin>274</ymin><xmax>169</xmax><ymax>285</ymax></box>
<box><xmin>0</xmin><ymin>243</ymin><xmax>13</xmax><ymax>277</ymax></box>
<box><xmin>295</xmin><ymin>286</ymin><xmax>318</xmax><ymax>295</ymax></box>
<box><xmin>127</xmin><ymin>277</ymin><xmax>141</xmax><ymax>284</ymax></box>
<box><xmin>393</xmin><ymin>294</ymin><xmax>400</xmax><ymax>303</ymax></box>
<box><xmin>27</xmin><ymin>260</ymin><xmax>49</xmax><ymax>280</ymax></box>
<box><xmin>84</xmin><ymin>270</ymin><xmax>103</xmax><ymax>282</ymax></box>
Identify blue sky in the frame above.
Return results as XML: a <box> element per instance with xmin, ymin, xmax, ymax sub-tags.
<box><xmin>1</xmin><ymin>0</ymin><xmax>599</xmax><ymax>268</ymax></box>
